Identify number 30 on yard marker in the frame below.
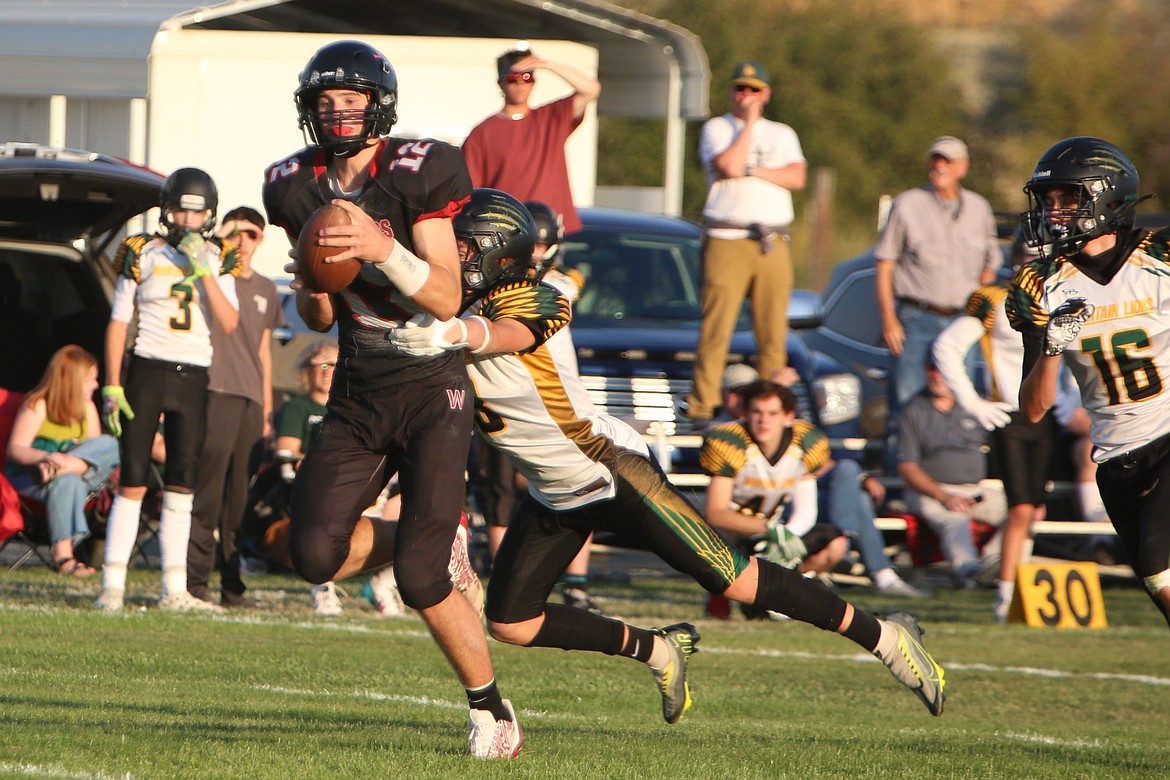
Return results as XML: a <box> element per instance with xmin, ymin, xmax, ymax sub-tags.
<box><xmin>1008</xmin><ymin>562</ymin><xmax>1108</xmax><ymax>628</ymax></box>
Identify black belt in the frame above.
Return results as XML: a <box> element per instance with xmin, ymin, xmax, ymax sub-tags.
<box><xmin>896</xmin><ymin>297</ymin><xmax>959</xmax><ymax>317</ymax></box>
<box><xmin>136</xmin><ymin>356</ymin><xmax>207</xmax><ymax>373</ymax></box>
<box><xmin>1100</xmin><ymin>430</ymin><xmax>1170</xmax><ymax>480</ymax></box>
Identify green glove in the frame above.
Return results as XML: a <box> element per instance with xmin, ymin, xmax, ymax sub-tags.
<box><xmin>179</xmin><ymin>232</ymin><xmax>212</xmax><ymax>284</ymax></box>
<box><xmin>752</xmin><ymin>519</ymin><xmax>807</xmax><ymax>570</ymax></box>
<box><xmin>101</xmin><ymin>385</ymin><xmax>135</xmax><ymax>438</ymax></box>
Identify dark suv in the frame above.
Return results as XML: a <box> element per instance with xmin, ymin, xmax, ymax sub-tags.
<box><xmin>562</xmin><ymin>207</ymin><xmax>862</xmax><ymax>471</ymax></box>
<box><xmin>0</xmin><ymin>142</ymin><xmax>164</xmax><ymax>391</ymax></box>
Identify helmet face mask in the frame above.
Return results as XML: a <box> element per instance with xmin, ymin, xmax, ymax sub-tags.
<box><xmin>522</xmin><ymin>201</ymin><xmax>564</xmax><ymax>273</ymax></box>
<box><xmin>1022</xmin><ymin>136</ymin><xmax>1142</xmax><ymax>260</ymax></box>
<box><xmin>295</xmin><ymin>41</ymin><xmax>398</xmax><ymax>158</ymax></box>
<box><xmin>159</xmin><ymin>167</ymin><xmax>218</xmax><ymax>246</ymax></box>
<box><xmin>453</xmin><ymin>189</ymin><xmax>537</xmax><ymax>309</ymax></box>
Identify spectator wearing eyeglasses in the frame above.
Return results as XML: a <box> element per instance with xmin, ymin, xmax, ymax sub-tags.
<box><xmin>461</xmin><ymin>43</ymin><xmax>601</xmax><ymax>234</ymax></box>
<box><xmin>686</xmin><ymin>61</ymin><xmax>807</xmax><ymax>431</ymax></box>
<box><xmin>187</xmin><ymin>206</ymin><xmax>284</xmax><ymax>607</ymax></box>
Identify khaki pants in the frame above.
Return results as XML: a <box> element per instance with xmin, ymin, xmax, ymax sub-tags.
<box><xmin>687</xmin><ymin>235</ymin><xmax>792</xmax><ymax>418</ymax></box>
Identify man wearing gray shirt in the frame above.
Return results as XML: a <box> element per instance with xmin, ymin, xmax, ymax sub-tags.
<box><xmin>187</xmin><ymin>206</ymin><xmax>283</xmax><ymax>606</ymax></box>
<box><xmin>896</xmin><ymin>358</ymin><xmax>1006</xmax><ymax>589</ymax></box>
<box><xmin>875</xmin><ymin>136</ymin><xmax>1001</xmax><ymax>407</ymax></box>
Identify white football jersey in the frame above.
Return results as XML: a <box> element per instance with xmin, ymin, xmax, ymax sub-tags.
<box><xmin>935</xmin><ymin>282</ymin><xmax>1023</xmax><ymax>407</ymax></box>
<box><xmin>700</xmin><ymin>419</ymin><xmax>829</xmax><ymax>521</ymax></box>
<box><xmin>539</xmin><ymin>267</ymin><xmax>593</xmax><ymax>415</ymax></box>
<box><xmin>110</xmin><ymin>234</ymin><xmax>240</xmax><ymax>367</ymax></box>
<box><xmin>1009</xmin><ymin>231</ymin><xmax>1170</xmax><ymax>460</ymax></box>
<box><xmin>469</xmin><ymin>279</ymin><xmax>648</xmax><ymax>510</ymax></box>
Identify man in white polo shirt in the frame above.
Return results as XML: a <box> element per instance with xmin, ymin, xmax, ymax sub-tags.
<box><xmin>686</xmin><ymin>61</ymin><xmax>807</xmax><ymax>430</ymax></box>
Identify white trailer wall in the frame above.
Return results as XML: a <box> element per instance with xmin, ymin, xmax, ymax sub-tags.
<box><xmin>148</xmin><ymin>29</ymin><xmax>599</xmax><ymax>279</ymax></box>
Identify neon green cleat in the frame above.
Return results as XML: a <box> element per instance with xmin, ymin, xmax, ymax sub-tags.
<box><xmin>876</xmin><ymin>611</ymin><xmax>946</xmax><ymax>716</ymax></box>
<box><xmin>650</xmin><ymin>622</ymin><xmax>701</xmax><ymax>724</ymax></box>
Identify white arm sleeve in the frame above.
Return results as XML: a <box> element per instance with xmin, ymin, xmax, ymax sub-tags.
<box><xmin>110</xmin><ymin>276</ymin><xmax>138</xmax><ymax>324</ymax></box>
<box><xmin>785</xmin><ymin>477</ymin><xmax>819</xmax><ymax>538</ymax></box>
<box><xmin>932</xmin><ymin>316</ymin><xmax>984</xmax><ymax>408</ymax></box>
<box><xmin>215</xmin><ymin>272</ymin><xmax>240</xmax><ymax>310</ymax></box>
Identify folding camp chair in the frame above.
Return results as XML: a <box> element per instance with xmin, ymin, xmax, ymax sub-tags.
<box><xmin>0</xmin><ymin>493</ymin><xmax>54</xmax><ymax>570</ymax></box>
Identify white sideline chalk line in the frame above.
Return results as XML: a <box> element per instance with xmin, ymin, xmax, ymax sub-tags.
<box><xmin>998</xmin><ymin>732</ymin><xmax>1105</xmax><ymax>749</ymax></box>
<box><xmin>253</xmin><ymin>683</ymin><xmax>560</xmax><ymax>720</ymax></box>
<box><xmin>701</xmin><ymin>646</ymin><xmax>1170</xmax><ymax>687</ymax></box>
<box><xmin>0</xmin><ymin>763</ymin><xmax>132</xmax><ymax>779</ymax></box>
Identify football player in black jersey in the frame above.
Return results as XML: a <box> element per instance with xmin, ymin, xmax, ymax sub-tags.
<box><xmin>262</xmin><ymin>41</ymin><xmax>520</xmax><ymax>758</ymax></box>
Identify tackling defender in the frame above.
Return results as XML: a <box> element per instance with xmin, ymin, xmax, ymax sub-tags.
<box><xmin>1008</xmin><ymin>136</ymin><xmax>1170</xmax><ymax>630</ymax></box>
<box><xmin>391</xmin><ymin>188</ymin><xmax>948</xmax><ymax>722</ymax></box>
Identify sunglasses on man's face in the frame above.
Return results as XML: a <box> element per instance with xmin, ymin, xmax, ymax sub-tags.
<box><xmin>735</xmin><ymin>84</ymin><xmax>762</xmax><ymax>94</ymax></box>
<box><xmin>502</xmin><ymin>71</ymin><xmax>535</xmax><ymax>84</ymax></box>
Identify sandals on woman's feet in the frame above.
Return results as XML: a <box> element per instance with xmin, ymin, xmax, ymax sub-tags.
<box><xmin>54</xmin><ymin>558</ymin><xmax>96</xmax><ymax>577</ymax></box>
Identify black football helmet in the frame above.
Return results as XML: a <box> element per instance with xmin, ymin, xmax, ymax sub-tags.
<box><xmin>455</xmin><ymin>189</ymin><xmax>536</xmax><ymax>308</ymax></box>
<box><xmin>1022</xmin><ymin>137</ymin><xmax>1145</xmax><ymax>259</ymax></box>
<box><xmin>158</xmin><ymin>167</ymin><xmax>218</xmax><ymax>246</ymax></box>
<box><xmin>295</xmin><ymin>40</ymin><xmax>398</xmax><ymax>158</ymax></box>
<box><xmin>523</xmin><ymin>200</ymin><xmax>564</xmax><ymax>275</ymax></box>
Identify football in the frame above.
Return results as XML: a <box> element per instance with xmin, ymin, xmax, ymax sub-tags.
<box><xmin>296</xmin><ymin>203</ymin><xmax>360</xmax><ymax>294</ymax></box>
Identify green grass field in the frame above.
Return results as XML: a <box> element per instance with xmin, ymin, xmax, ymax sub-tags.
<box><xmin>2</xmin><ymin>564</ymin><xmax>1168</xmax><ymax>780</ymax></box>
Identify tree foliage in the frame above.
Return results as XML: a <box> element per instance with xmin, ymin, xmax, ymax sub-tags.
<box><xmin>601</xmin><ymin>0</ymin><xmax>964</xmax><ymax>229</ymax></box>
<box><xmin>1006</xmin><ymin>3</ymin><xmax>1170</xmax><ymax>207</ymax></box>
<box><xmin>599</xmin><ymin>0</ymin><xmax>1170</xmax><ymax>264</ymax></box>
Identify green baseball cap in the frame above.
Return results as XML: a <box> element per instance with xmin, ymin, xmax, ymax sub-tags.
<box><xmin>731</xmin><ymin>61</ymin><xmax>770</xmax><ymax>89</ymax></box>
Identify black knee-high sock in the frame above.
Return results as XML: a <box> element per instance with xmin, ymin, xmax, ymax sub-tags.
<box><xmin>528</xmin><ymin>603</ymin><xmax>654</xmax><ymax>660</ymax></box>
<box><xmin>752</xmin><ymin>559</ymin><xmax>842</xmax><ymax>627</ymax></box>
<box><xmin>752</xmin><ymin>560</ymin><xmax>882</xmax><ymax>651</ymax></box>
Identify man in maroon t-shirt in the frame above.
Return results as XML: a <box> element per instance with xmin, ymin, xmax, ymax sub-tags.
<box><xmin>462</xmin><ymin>45</ymin><xmax>601</xmax><ymax>234</ymax></box>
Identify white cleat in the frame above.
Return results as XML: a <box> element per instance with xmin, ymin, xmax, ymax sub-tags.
<box><xmin>310</xmin><ymin>582</ymin><xmax>343</xmax><ymax>616</ymax></box>
<box><xmin>467</xmin><ymin>699</ymin><xmax>522</xmax><ymax>759</ymax></box>
<box><xmin>159</xmin><ymin>590</ymin><xmax>225</xmax><ymax>613</ymax></box>
<box><xmin>362</xmin><ymin>569</ymin><xmax>406</xmax><ymax>618</ymax></box>
<box><xmin>94</xmin><ymin>588</ymin><xmax>125</xmax><ymax>612</ymax></box>
<box><xmin>876</xmin><ymin>578</ymin><xmax>929</xmax><ymax>599</ymax></box>
<box><xmin>449</xmin><ymin>514</ymin><xmax>484</xmax><ymax>615</ymax></box>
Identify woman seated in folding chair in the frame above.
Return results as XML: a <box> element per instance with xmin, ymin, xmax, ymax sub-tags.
<box><xmin>4</xmin><ymin>345</ymin><xmax>119</xmax><ymax>576</ymax></box>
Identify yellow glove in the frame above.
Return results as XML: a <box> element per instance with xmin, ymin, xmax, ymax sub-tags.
<box><xmin>101</xmin><ymin>385</ymin><xmax>135</xmax><ymax>437</ymax></box>
<box><xmin>179</xmin><ymin>232</ymin><xmax>213</xmax><ymax>284</ymax></box>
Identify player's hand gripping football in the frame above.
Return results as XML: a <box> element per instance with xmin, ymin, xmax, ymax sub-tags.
<box><xmin>1044</xmin><ymin>297</ymin><xmax>1095</xmax><ymax>356</ymax></box>
<box><xmin>101</xmin><ymin>385</ymin><xmax>135</xmax><ymax>438</ymax></box>
<box><xmin>389</xmin><ymin>312</ymin><xmax>470</xmax><ymax>357</ymax></box>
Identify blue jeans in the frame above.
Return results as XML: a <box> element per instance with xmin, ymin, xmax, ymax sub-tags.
<box><xmin>821</xmin><ymin>459</ymin><xmax>892</xmax><ymax>577</ymax></box>
<box><xmin>893</xmin><ymin>303</ymin><xmax>971</xmax><ymax>408</ymax></box>
<box><xmin>14</xmin><ymin>435</ymin><xmax>119</xmax><ymax>545</ymax></box>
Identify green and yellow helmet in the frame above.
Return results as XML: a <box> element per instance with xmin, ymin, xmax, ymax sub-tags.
<box><xmin>454</xmin><ymin>188</ymin><xmax>536</xmax><ymax>307</ymax></box>
<box><xmin>1022</xmin><ymin>137</ymin><xmax>1145</xmax><ymax>259</ymax></box>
